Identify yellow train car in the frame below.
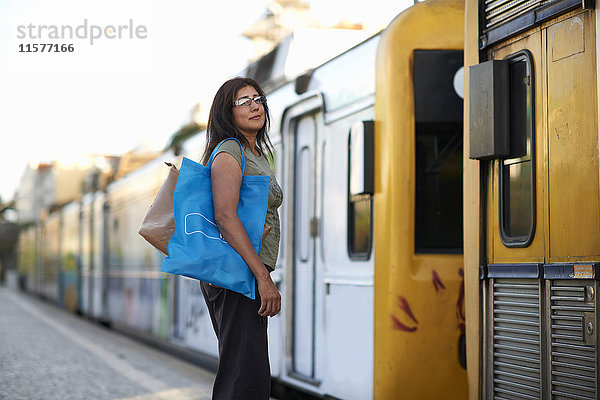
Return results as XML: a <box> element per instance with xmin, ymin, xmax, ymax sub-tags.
<box><xmin>374</xmin><ymin>0</ymin><xmax>468</xmax><ymax>397</ymax></box>
<box><xmin>464</xmin><ymin>0</ymin><xmax>600</xmax><ymax>397</ymax></box>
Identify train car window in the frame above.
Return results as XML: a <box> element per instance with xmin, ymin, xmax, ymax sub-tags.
<box><xmin>348</xmin><ymin>194</ymin><xmax>372</xmax><ymax>258</ymax></box>
<box><xmin>499</xmin><ymin>50</ymin><xmax>535</xmax><ymax>247</ymax></box>
<box><xmin>348</xmin><ymin>122</ymin><xmax>373</xmax><ymax>260</ymax></box>
<box><xmin>413</xmin><ymin>50</ymin><xmax>464</xmax><ymax>254</ymax></box>
<box><xmin>298</xmin><ymin>146</ymin><xmax>312</xmax><ymax>262</ymax></box>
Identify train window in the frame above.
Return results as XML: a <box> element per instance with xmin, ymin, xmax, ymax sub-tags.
<box><xmin>348</xmin><ymin>122</ymin><xmax>373</xmax><ymax>260</ymax></box>
<box><xmin>297</xmin><ymin>146</ymin><xmax>312</xmax><ymax>262</ymax></box>
<box><xmin>348</xmin><ymin>194</ymin><xmax>372</xmax><ymax>258</ymax></box>
<box><xmin>348</xmin><ymin>121</ymin><xmax>375</xmax><ymax>260</ymax></box>
<box><xmin>413</xmin><ymin>50</ymin><xmax>464</xmax><ymax>253</ymax></box>
<box><xmin>499</xmin><ymin>50</ymin><xmax>535</xmax><ymax>247</ymax></box>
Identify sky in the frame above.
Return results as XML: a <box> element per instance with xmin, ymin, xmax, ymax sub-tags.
<box><xmin>0</xmin><ymin>0</ymin><xmax>413</xmax><ymax>202</ymax></box>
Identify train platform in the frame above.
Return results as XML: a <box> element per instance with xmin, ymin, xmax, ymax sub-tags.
<box><xmin>0</xmin><ymin>285</ymin><xmax>216</xmax><ymax>400</ymax></box>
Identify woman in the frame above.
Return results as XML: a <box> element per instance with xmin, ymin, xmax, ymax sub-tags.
<box><xmin>200</xmin><ymin>77</ymin><xmax>283</xmax><ymax>400</ymax></box>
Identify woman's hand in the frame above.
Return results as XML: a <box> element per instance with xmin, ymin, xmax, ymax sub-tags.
<box><xmin>257</xmin><ymin>275</ymin><xmax>281</xmax><ymax>317</ymax></box>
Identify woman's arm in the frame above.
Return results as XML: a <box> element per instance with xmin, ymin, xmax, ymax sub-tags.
<box><xmin>211</xmin><ymin>152</ymin><xmax>281</xmax><ymax>317</ymax></box>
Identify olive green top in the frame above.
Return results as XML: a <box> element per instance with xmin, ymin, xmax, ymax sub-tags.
<box><xmin>214</xmin><ymin>140</ymin><xmax>283</xmax><ymax>269</ymax></box>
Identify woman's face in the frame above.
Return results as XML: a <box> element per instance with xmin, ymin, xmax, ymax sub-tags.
<box><xmin>232</xmin><ymin>85</ymin><xmax>265</xmax><ymax>138</ymax></box>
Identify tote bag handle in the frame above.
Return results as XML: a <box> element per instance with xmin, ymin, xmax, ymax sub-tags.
<box><xmin>206</xmin><ymin>138</ymin><xmax>246</xmax><ymax>175</ymax></box>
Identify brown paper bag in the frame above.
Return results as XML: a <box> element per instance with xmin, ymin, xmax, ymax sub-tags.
<box><xmin>138</xmin><ymin>162</ymin><xmax>178</xmax><ymax>256</ymax></box>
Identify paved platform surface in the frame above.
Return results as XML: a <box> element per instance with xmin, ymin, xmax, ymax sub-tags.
<box><xmin>0</xmin><ymin>286</ymin><xmax>215</xmax><ymax>400</ymax></box>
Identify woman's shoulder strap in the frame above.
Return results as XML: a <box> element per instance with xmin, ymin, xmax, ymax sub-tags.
<box><xmin>207</xmin><ymin>138</ymin><xmax>245</xmax><ymax>173</ymax></box>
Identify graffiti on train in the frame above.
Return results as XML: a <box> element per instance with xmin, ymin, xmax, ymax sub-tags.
<box><xmin>391</xmin><ymin>295</ymin><xmax>418</xmax><ymax>333</ymax></box>
<box><xmin>431</xmin><ymin>270</ymin><xmax>446</xmax><ymax>292</ymax></box>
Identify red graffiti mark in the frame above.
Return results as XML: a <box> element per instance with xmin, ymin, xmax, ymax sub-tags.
<box><xmin>456</xmin><ymin>268</ymin><xmax>465</xmax><ymax>333</ymax></box>
<box><xmin>432</xmin><ymin>269</ymin><xmax>446</xmax><ymax>292</ymax></box>
<box><xmin>391</xmin><ymin>314</ymin><xmax>418</xmax><ymax>332</ymax></box>
<box><xmin>397</xmin><ymin>295</ymin><xmax>419</xmax><ymax>324</ymax></box>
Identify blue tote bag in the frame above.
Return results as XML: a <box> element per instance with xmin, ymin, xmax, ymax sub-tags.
<box><xmin>160</xmin><ymin>138</ymin><xmax>269</xmax><ymax>299</ymax></box>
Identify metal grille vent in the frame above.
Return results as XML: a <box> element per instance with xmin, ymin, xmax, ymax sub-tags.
<box><xmin>549</xmin><ymin>282</ymin><xmax>597</xmax><ymax>400</ymax></box>
<box><xmin>492</xmin><ymin>279</ymin><xmax>542</xmax><ymax>399</ymax></box>
<box><xmin>483</xmin><ymin>0</ymin><xmax>546</xmax><ymax>30</ymax></box>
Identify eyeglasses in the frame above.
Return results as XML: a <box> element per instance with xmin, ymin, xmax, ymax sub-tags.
<box><xmin>233</xmin><ymin>95</ymin><xmax>267</xmax><ymax>107</ymax></box>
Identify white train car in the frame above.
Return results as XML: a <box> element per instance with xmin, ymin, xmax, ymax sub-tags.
<box><xmin>260</xmin><ymin>35</ymin><xmax>379</xmax><ymax>399</ymax></box>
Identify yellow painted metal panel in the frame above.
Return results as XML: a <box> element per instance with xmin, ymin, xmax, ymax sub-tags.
<box><xmin>464</xmin><ymin>1</ymin><xmax>483</xmax><ymax>398</ymax></box>
<box><xmin>374</xmin><ymin>0</ymin><xmax>467</xmax><ymax>398</ymax></box>
<box><xmin>547</xmin><ymin>11</ymin><xmax>600</xmax><ymax>260</ymax></box>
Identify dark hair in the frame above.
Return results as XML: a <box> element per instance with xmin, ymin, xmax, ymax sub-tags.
<box><xmin>201</xmin><ymin>77</ymin><xmax>273</xmax><ymax>165</ymax></box>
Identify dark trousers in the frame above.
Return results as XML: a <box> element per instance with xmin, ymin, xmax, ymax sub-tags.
<box><xmin>200</xmin><ymin>281</ymin><xmax>271</xmax><ymax>400</ymax></box>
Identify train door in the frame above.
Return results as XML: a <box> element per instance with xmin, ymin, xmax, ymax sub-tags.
<box><xmin>291</xmin><ymin>114</ymin><xmax>321</xmax><ymax>382</ymax></box>
<box><xmin>467</xmin><ymin>7</ymin><xmax>600</xmax><ymax>399</ymax></box>
<box><xmin>100</xmin><ymin>198</ymin><xmax>110</xmax><ymax>322</ymax></box>
<box><xmin>92</xmin><ymin>193</ymin><xmax>105</xmax><ymax>319</ymax></box>
<box><xmin>479</xmin><ymin>30</ymin><xmax>547</xmax><ymax>400</ymax></box>
<box><xmin>80</xmin><ymin>195</ymin><xmax>93</xmax><ymax>315</ymax></box>
<box><xmin>279</xmin><ymin>93</ymin><xmax>325</xmax><ymax>391</ymax></box>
